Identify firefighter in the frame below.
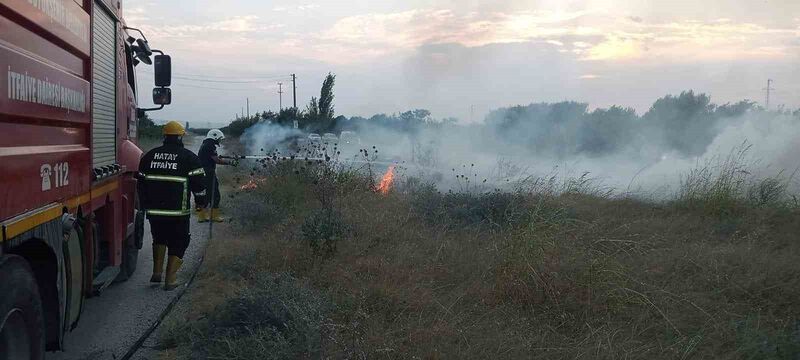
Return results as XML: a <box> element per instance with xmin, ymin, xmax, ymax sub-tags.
<box><xmin>197</xmin><ymin>129</ymin><xmax>237</xmax><ymax>223</ymax></box>
<box><xmin>138</xmin><ymin>121</ymin><xmax>207</xmax><ymax>290</ymax></box>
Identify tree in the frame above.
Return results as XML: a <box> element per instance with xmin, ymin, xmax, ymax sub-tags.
<box><xmin>138</xmin><ymin>111</ymin><xmax>156</xmax><ymax>127</ymax></box>
<box><xmin>643</xmin><ymin>91</ymin><xmax>716</xmax><ymax>156</ymax></box>
<box><xmin>137</xmin><ymin>112</ymin><xmax>162</xmax><ymax>138</ymax></box>
<box><xmin>275</xmin><ymin>108</ymin><xmax>300</xmax><ymax>128</ymax></box>
<box><xmin>715</xmin><ymin>100</ymin><xmax>756</xmax><ymax>118</ymax></box>
<box><xmin>222</xmin><ymin>114</ymin><xmax>261</xmax><ymax>138</ymax></box>
<box><xmin>302</xmin><ymin>73</ymin><xmax>337</xmax><ymax>132</ymax></box>
<box><xmin>319</xmin><ymin>73</ymin><xmax>336</xmax><ymax>121</ymax></box>
<box><xmin>306</xmin><ymin>97</ymin><xmax>319</xmax><ymax>119</ymax></box>
<box><xmin>579</xmin><ymin>106</ymin><xmax>638</xmax><ymax>155</ymax></box>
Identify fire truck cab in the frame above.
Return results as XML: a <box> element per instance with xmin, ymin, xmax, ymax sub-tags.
<box><xmin>0</xmin><ymin>0</ymin><xmax>171</xmax><ymax>357</ymax></box>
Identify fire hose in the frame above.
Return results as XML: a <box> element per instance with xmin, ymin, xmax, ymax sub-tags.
<box><xmin>219</xmin><ymin>154</ymin><xmax>407</xmax><ymax>168</ymax></box>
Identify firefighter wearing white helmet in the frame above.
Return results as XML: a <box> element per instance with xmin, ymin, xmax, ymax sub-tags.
<box><xmin>197</xmin><ymin>129</ymin><xmax>237</xmax><ymax>222</ymax></box>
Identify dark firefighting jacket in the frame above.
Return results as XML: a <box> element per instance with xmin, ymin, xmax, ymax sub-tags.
<box><xmin>138</xmin><ymin>140</ymin><xmax>207</xmax><ymax>217</ymax></box>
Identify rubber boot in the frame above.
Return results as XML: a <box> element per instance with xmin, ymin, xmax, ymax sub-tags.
<box><xmin>164</xmin><ymin>256</ymin><xmax>184</xmax><ymax>291</ymax></box>
<box><xmin>197</xmin><ymin>208</ymin><xmax>210</xmax><ymax>223</ymax></box>
<box><xmin>210</xmin><ymin>209</ymin><xmax>226</xmax><ymax>223</ymax></box>
<box><xmin>150</xmin><ymin>245</ymin><xmax>167</xmax><ymax>283</ymax></box>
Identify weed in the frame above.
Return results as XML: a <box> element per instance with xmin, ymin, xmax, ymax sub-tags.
<box><xmin>164</xmin><ymin>140</ymin><xmax>800</xmax><ymax>359</ymax></box>
<box><xmin>301</xmin><ymin>208</ymin><xmax>350</xmax><ymax>258</ymax></box>
<box><xmin>163</xmin><ymin>273</ymin><xmax>333</xmax><ymax>360</ymax></box>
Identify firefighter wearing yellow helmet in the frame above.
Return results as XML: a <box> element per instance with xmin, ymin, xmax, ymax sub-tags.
<box><xmin>137</xmin><ymin>121</ymin><xmax>207</xmax><ymax>290</ymax></box>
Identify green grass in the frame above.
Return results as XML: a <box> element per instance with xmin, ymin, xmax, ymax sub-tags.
<box><xmin>157</xmin><ymin>151</ymin><xmax>800</xmax><ymax>360</ymax></box>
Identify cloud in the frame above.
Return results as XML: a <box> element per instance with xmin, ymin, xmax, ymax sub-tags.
<box><xmin>272</xmin><ymin>4</ymin><xmax>319</xmax><ymax>13</ymax></box>
<box><xmin>584</xmin><ymin>36</ymin><xmax>643</xmax><ymax>60</ymax></box>
<box><xmin>322</xmin><ymin>8</ymin><xmax>798</xmax><ymax>63</ymax></box>
<box><xmin>580</xmin><ymin>74</ymin><xmax>601</xmax><ymax>79</ymax></box>
<box><xmin>125</xmin><ymin>4</ymin><xmax>799</xmax><ymax>68</ymax></box>
<box><xmin>137</xmin><ymin>15</ymin><xmax>286</xmax><ymax>44</ymax></box>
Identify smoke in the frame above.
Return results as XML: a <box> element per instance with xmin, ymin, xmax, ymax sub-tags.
<box><xmin>242</xmin><ymin>122</ymin><xmax>303</xmax><ymax>155</ymax></box>
<box><xmin>333</xmin><ymin>97</ymin><xmax>800</xmax><ymax>198</ymax></box>
<box><xmin>236</xmin><ymin>92</ymin><xmax>800</xmax><ymax>199</ymax></box>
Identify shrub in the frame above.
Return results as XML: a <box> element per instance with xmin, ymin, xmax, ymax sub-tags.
<box><xmin>169</xmin><ymin>273</ymin><xmax>333</xmax><ymax>360</ymax></box>
<box><xmin>675</xmin><ymin>143</ymin><xmax>794</xmax><ymax>216</ymax></box>
<box><xmin>301</xmin><ymin>208</ymin><xmax>350</xmax><ymax>258</ymax></box>
<box><xmin>228</xmin><ymin>190</ymin><xmax>286</xmax><ymax>233</ymax></box>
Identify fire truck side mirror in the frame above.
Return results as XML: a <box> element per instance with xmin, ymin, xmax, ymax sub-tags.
<box><xmin>154</xmin><ymin>55</ymin><xmax>172</xmax><ymax>87</ymax></box>
<box><xmin>153</xmin><ymin>87</ymin><xmax>172</xmax><ymax>105</ymax></box>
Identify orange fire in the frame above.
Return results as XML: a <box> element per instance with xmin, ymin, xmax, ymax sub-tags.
<box><xmin>376</xmin><ymin>166</ymin><xmax>396</xmax><ymax>195</ymax></box>
<box><xmin>240</xmin><ymin>177</ymin><xmax>267</xmax><ymax>190</ymax></box>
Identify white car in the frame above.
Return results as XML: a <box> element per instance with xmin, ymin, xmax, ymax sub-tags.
<box><xmin>340</xmin><ymin>131</ymin><xmax>360</xmax><ymax>145</ymax></box>
<box><xmin>322</xmin><ymin>133</ymin><xmax>338</xmax><ymax>144</ymax></box>
<box><xmin>308</xmin><ymin>133</ymin><xmax>322</xmax><ymax>142</ymax></box>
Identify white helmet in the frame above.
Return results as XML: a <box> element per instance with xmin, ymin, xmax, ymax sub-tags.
<box><xmin>206</xmin><ymin>129</ymin><xmax>225</xmax><ymax>141</ymax></box>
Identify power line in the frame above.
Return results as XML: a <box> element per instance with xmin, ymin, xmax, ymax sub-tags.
<box><xmin>140</xmin><ymin>71</ymin><xmax>291</xmax><ymax>84</ymax></box>
<box><xmin>168</xmin><ymin>83</ymin><xmax>256</xmax><ymax>91</ymax></box>
<box><xmin>139</xmin><ymin>72</ymin><xmax>279</xmax><ymax>91</ymax></box>
<box><xmin>173</xmin><ymin>72</ymin><xmax>291</xmax><ymax>80</ymax></box>
<box><xmin>171</xmin><ymin>76</ymin><xmax>272</xmax><ymax>84</ymax></box>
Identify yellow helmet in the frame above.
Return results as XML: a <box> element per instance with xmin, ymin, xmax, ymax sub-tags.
<box><xmin>163</xmin><ymin>121</ymin><xmax>186</xmax><ymax>136</ymax></box>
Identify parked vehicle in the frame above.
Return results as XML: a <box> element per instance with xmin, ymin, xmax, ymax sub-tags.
<box><xmin>340</xmin><ymin>131</ymin><xmax>360</xmax><ymax>145</ymax></box>
<box><xmin>0</xmin><ymin>0</ymin><xmax>172</xmax><ymax>354</ymax></box>
<box><xmin>322</xmin><ymin>133</ymin><xmax>338</xmax><ymax>144</ymax></box>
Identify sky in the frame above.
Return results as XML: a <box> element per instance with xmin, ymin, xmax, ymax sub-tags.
<box><xmin>125</xmin><ymin>0</ymin><xmax>800</xmax><ymax>127</ymax></box>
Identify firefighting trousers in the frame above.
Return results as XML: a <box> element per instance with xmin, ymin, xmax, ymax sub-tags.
<box><xmin>204</xmin><ymin>173</ymin><xmax>222</xmax><ymax>209</ymax></box>
<box><xmin>149</xmin><ymin>216</ymin><xmax>191</xmax><ymax>258</ymax></box>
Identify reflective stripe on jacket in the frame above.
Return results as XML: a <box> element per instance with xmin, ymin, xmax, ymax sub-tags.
<box><xmin>138</xmin><ymin>141</ymin><xmax>207</xmax><ymax>218</ymax></box>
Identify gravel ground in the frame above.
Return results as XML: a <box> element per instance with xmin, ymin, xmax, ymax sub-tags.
<box><xmin>49</xmin><ymin>219</ymin><xmax>211</xmax><ymax>360</ymax></box>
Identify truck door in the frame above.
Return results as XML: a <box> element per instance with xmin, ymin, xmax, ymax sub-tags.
<box><xmin>92</xmin><ymin>3</ymin><xmax>118</xmax><ymax>170</ymax></box>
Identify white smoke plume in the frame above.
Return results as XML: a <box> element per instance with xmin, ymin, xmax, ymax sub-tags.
<box><xmin>242</xmin><ymin>122</ymin><xmax>303</xmax><ymax>155</ymax></box>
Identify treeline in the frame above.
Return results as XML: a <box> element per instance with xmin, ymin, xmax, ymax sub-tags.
<box><xmin>335</xmin><ymin>91</ymin><xmax>799</xmax><ymax>159</ymax></box>
<box><xmin>486</xmin><ymin>92</ymin><xmax>764</xmax><ymax>158</ymax></box>
<box><xmin>489</xmin><ymin>93</ymin><xmax>800</xmax><ymax>158</ymax></box>
<box><xmin>138</xmin><ymin>112</ymin><xmax>163</xmax><ymax>138</ymax></box>
<box><xmin>220</xmin><ymin>70</ymin><xmax>799</xmax><ymax>161</ymax></box>
<box><xmin>222</xmin><ymin>73</ymin><xmax>339</xmax><ymax>137</ymax></box>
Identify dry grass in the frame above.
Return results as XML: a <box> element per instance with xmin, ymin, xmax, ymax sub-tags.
<box><xmin>157</xmin><ymin>154</ymin><xmax>800</xmax><ymax>359</ymax></box>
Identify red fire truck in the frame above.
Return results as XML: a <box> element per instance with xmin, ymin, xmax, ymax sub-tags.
<box><xmin>0</xmin><ymin>0</ymin><xmax>172</xmax><ymax>357</ymax></box>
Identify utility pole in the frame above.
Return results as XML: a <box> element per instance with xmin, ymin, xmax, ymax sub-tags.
<box><xmin>763</xmin><ymin>79</ymin><xmax>775</xmax><ymax>110</ymax></box>
<box><xmin>246</xmin><ymin>98</ymin><xmax>250</xmax><ymax>118</ymax></box>
<box><xmin>291</xmin><ymin>74</ymin><xmax>297</xmax><ymax>109</ymax></box>
<box><xmin>470</xmin><ymin>105</ymin><xmax>474</xmax><ymax>123</ymax></box>
<box><xmin>278</xmin><ymin>82</ymin><xmax>284</xmax><ymax>110</ymax></box>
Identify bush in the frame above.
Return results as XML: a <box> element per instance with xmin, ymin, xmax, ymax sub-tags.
<box><xmin>301</xmin><ymin>208</ymin><xmax>350</xmax><ymax>258</ymax></box>
<box><xmin>228</xmin><ymin>190</ymin><xmax>286</xmax><ymax>233</ymax></box>
<box><xmin>405</xmin><ymin>175</ymin><xmax>567</xmax><ymax>230</ymax></box>
<box><xmin>223</xmin><ymin>116</ymin><xmax>261</xmax><ymax>138</ymax></box>
<box><xmin>165</xmin><ymin>273</ymin><xmax>333</xmax><ymax>360</ymax></box>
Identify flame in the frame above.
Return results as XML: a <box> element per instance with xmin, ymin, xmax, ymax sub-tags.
<box><xmin>239</xmin><ymin>177</ymin><xmax>267</xmax><ymax>191</ymax></box>
<box><xmin>376</xmin><ymin>166</ymin><xmax>396</xmax><ymax>195</ymax></box>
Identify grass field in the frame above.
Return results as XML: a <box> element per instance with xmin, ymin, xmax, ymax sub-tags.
<box><xmin>155</xmin><ymin>147</ymin><xmax>800</xmax><ymax>359</ymax></box>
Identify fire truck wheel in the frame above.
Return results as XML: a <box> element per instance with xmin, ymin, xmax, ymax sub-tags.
<box><xmin>116</xmin><ymin>236</ymin><xmax>139</xmax><ymax>282</ymax></box>
<box><xmin>0</xmin><ymin>255</ymin><xmax>46</xmax><ymax>360</ymax></box>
